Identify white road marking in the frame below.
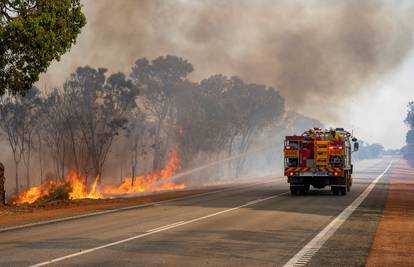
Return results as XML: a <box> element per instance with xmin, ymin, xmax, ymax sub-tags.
<box><xmin>146</xmin><ymin>221</ymin><xmax>185</xmax><ymax>233</ymax></box>
<box><xmin>283</xmin><ymin>161</ymin><xmax>393</xmax><ymax>267</ymax></box>
<box><xmin>1</xmin><ymin>179</ymin><xmax>281</xmax><ymax>233</ymax></box>
<box><xmin>29</xmin><ymin>191</ymin><xmax>289</xmax><ymax>267</ymax></box>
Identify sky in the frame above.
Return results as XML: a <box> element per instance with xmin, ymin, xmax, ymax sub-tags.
<box><xmin>37</xmin><ymin>0</ymin><xmax>414</xmax><ymax>149</ymax></box>
<box><xmin>346</xmin><ymin>50</ymin><xmax>414</xmax><ymax>149</ymax></box>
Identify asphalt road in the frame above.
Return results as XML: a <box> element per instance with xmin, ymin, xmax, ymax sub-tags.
<box><xmin>0</xmin><ymin>157</ymin><xmax>393</xmax><ymax>267</ymax></box>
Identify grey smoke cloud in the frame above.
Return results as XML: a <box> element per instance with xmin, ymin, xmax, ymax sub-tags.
<box><xmin>39</xmin><ymin>0</ymin><xmax>414</xmax><ymax>121</ymax></box>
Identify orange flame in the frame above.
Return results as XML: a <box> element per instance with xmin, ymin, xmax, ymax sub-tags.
<box><xmin>15</xmin><ymin>180</ymin><xmax>58</xmax><ymax>204</ymax></box>
<box><xmin>15</xmin><ymin>148</ymin><xmax>185</xmax><ymax>204</ymax></box>
<box><xmin>102</xmin><ymin>149</ymin><xmax>185</xmax><ymax>195</ymax></box>
<box><xmin>15</xmin><ymin>172</ymin><xmax>103</xmax><ymax>204</ymax></box>
<box><xmin>67</xmin><ymin>171</ymin><xmax>103</xmax><ymax>200</ymax></box>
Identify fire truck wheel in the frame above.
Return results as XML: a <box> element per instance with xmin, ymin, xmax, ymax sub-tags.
<box><xmin>290</xmin><ymin>187</ymin><xmax>297</xmax><ymax>195</ymax></box>
<box><xmin>347</xmin><ymin>185</ymin><xmax>350</xmax><ymax>192</ymax></box>
<box><xmin>332</xmin><ymin>187</ymin><xmax>339</xmax><ymax>195</ymax></box>
<box><xmin>341</xmin><ymin>187</ymin><xmax>347</xmax><ymax>196</ymax></box>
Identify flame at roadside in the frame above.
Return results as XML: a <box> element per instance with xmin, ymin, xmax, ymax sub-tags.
<box><xmin>15</xmin><ymin>148</ymin><xmax>185</xmax><ymax>204</ymax></box>
<box><xmin>15</xmin><ymin>180</ymin><xmax>59</xmax><ymax>204</ymax></box>
<box><xmin>102</xmin><ymin>149</ymin><xmax>185</xmax><ymax>195</ymax></box>
<box><xmin>15</xmin><ymin>172</ymin><xmax>103</xmax><ymax>204</ymax></box>
<box><xmin>67</xmin><ymin>172</ymin><xmax>103</xmax><ymax>200</ymax></box>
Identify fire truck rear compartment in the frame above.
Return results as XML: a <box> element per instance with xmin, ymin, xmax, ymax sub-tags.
<box><xmin>284</xmin><ymin>128</ymin><xmax>356</xmax><ymax>196</ymax></box>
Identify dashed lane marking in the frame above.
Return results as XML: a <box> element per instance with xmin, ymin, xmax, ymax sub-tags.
<box><xmin>29</xmin><ymin>191</ymin><xmax>289</xmax><ymax>267</ymax></box>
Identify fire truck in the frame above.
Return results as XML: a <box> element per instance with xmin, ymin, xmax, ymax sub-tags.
<box><xmin>284</xmin><ymin>128</ymin><xmax>359</xmax><ymax>195</ymax></box>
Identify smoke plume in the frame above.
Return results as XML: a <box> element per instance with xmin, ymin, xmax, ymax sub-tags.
<box><xmin>39</xmin><ymin>0</ymin><xmax>414</xmax><ymax>121</ymax></box>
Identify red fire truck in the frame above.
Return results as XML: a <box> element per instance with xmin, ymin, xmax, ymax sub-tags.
<box><xmin>284</xmin><ymin>128</ymin><xmax>359</xmax><ymax>195</ymax></box>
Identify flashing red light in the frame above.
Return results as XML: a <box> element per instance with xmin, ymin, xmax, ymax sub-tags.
<box><xmin>334</xmin><ymin>172</ymin><xmax>338</xmax><ymax>176</ymax></box>
<box><xmin>338</xmin><ymin>146</ymin><xmax>343</xmax><ymax>149</ymax></box>
<box><xmin>289</xmin><ymin>172</ymin><xmax>294</xmax><ymax>176</ymax></box>
<box><xmin>329</xmin><ymin>146</ymin><xmax>334</xmax><ymax>150</ymax></box>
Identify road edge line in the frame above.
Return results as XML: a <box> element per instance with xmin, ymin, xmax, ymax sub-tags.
<box><xmin>282</xmin><ymin>161</ymin><xmax>393</xmax><ymax>267</ymax></box>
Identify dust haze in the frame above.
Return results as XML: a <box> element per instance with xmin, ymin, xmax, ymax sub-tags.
<box><xmin>40</xmin><ymin>0</ymin><xmax>414</xmax><ymax>122</ymax></box>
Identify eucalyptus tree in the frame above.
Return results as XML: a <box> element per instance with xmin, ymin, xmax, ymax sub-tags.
<box><xmin>64</xmin><ymin>67</ymin><xmax>138</xmax><ymax>182</ymax></box>
<box><xmin>0</xmin><ymin>0</ymin><xmax>86</xmax><ymax>95</ymax></box>
<box><xmin>0</xmin><ymin>93</ymin><xmax>24</xmax><ymax>193</ymax></box>
<box><xmin>131</xmin><ymin>55</ymin><xmax>193</xmax><ymax>170</ymax></box>
<box><xmin>20</xmin><ymin>87</ymin><xmax>42</xmax><ymax>187</ymax></box>
<box><xmin>0</xmin><ymin>88</ymin><xmax>42</xmax><ymax>192</ymax></box>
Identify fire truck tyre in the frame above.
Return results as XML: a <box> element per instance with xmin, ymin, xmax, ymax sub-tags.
<box><xmin>332</xmin><ymin>187</ymin><xmax>339</xmax><ymax>195</ymax></box>
<box><xmin>299</xmin><ymin>189</ymin><xmax>306</xmax><ymax>195</ymax></box>
<box><xmin>347</xmin><ymin>185</ymin><xmax>350</xmax><ymax>192</ymax></box>
<box><xmin>341</xmin><ymin>187</ymin><xmax>347</xmax><ymax>196</ymax></box>
<box><xmin>290</xmin><ymin>187</ymin><xmax>297</xmax><ymax>195</ymax></box>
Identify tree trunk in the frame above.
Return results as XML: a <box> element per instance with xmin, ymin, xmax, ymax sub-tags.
<box><xmin>227</xmin><ymin>135</ymin><xmax>236</xmax><ymax>178</ymax></box>
<box><xmin>38</xmin><ymin>135</ymin><xmax>44</xmax><ymax>183</ymax></box>
<box><xmin>0</xmin><ymin>164</ymin><xmax>5</xmax><ymax>206</ymax></box>
<box><xmin>25</xmin><ymin>143</ymin><xmax>31</xmax><ymax>189</ymax></box>
<box><xmin>26</xmin><ymin>164</ymin><xmax>30</xmax><ymax>189</ymax></box>
<box><xmin>152</xmin><ymin>121</ymin><xmax>163</xmax><ymax>171</ymax></box>
<box><xmin>235</xmin><ymin>130</ymin><xmax>254</xmax><ymax>177</ymax></box>
<box><xmin>131</xmin><ymin>165</ymin><xmax>136</xmax><ymax>186</ymax></box>
<box><xmin>152</xmin><ymin>137</ymin><xmax>162</xmax><ymax>171</ymax></box>
<box><xmin>14</xmin><ymin>162</ymin><xmax>19</xmax><ymax>195</ymax></box>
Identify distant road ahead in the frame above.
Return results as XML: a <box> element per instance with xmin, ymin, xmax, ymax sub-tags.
<box><xmin>0</xmin><ymin>158</ymin><xmax>392</xmax><ymax>267</ymax></box>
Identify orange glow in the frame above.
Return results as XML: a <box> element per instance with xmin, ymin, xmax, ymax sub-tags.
<box><xmin>102</xmin><ymin>149</ymin><xmax>185</xmax><ymax>195</ymax></box>
<box><xmin>15</xmin><ymin>172</ymin><xmax>103</xmax><ymax>204</ymax></box>
<box><xmin>15</xmin><ymin>180</ymin><xmax>58</xmax><ymax>204</ymax></box>
<box><xmin>15</xmin><ymin>148</ymin><xmax>185</xmax><ymax>204</ymax></box>
<box><xmin>67</xmin><ymin>171</ymin><xmax>103</xmax><ymax>200</ymax></box>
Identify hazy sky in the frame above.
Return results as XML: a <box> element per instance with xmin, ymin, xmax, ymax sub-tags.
<box><xmin>37</xmin><ymin>0</ymin><xmax>414</xmax><ymax>149</ymax></box>
<box><xmin>346</xmin><ymin>50</ymin><xmax>414</xmax><ymax>149</ymax></box>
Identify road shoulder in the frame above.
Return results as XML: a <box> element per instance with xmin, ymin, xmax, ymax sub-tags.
<box><xmin>303</xmin><ymin>165</ymin><xmax>390</xmax><ymax>267</ymax></box>
<box><xmin>0</xmin><ymin>189</ymin><xmax>210</xmax><ymax>230</ymax></box>
<box><xmin>366</xmin><ymin>159</ymin><xmax>414</xmax><ymax>266</ymax></box>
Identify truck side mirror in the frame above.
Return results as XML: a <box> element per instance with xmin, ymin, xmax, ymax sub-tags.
<box><xmin>353</xmin><ymin>142</ymin><xmax>359</xmax><ymax>152</ymax></box>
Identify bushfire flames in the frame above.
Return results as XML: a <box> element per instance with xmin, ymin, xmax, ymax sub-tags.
<box><xmin>16</xmin><ymin>149</ymin><xmax>185</xmax><ymax>204</ymax></box>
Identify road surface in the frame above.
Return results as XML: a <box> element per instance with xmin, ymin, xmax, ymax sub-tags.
<box><xmin>0</xmin><ymin>157</ymin><xmax>393</xmax><ymax>267</ymax></box>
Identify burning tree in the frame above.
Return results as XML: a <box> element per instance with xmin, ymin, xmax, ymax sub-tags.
<box><xmin>5</xmin><ymin>55</ymin><xmax>290</xmax><ymax>201</ymax></box>
<box><xmin>59</xmin><ymin>67</ymin><xmax>138</xmax><ymax>182</ymax></box>
<box><xmin>125</xmin><ymin>109</ymin><xmax>150</xmax><ymax>183</ymax></box>
<box><xmin>131</xmin><ymin>55</ymin><xmax>193</xmax><ymax>170</ymax></box>
<box><xmin>0</xmin><ymin>0</ymin><xmax>85</xmax><ymax>194</ymax></box>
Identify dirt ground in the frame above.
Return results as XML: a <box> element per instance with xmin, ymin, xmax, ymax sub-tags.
<box><xmin>366</xmin><ymin>159</ymin><xmax>414</xmax><ymax>266</ymax></box>
<box><xmin>0</xmin><ymin>189</ymin><xmax>211</xmax><ymax>228</ymax></box>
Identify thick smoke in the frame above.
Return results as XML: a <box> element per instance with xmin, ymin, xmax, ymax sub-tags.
<box><xmin>40</xmin><ymin>0</ymin><xmax>413</xmax><ymax>121</ymax></box>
